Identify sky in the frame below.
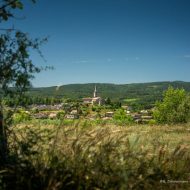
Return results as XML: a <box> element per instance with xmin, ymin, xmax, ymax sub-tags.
<box><xmin>3</xmin><ymin>0</ymin><xmax>190</xmax><ymax>87</ymax></box>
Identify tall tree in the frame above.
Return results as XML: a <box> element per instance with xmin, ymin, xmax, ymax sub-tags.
<box><xmin>0</xmin><ymin>0</ymin><xmax>46</xmax><ymax>164</ymax></box>
<box><xmin>153</xmin><ymin>86</ymin><xmax>190</xmax><ymax>124</ymax></box>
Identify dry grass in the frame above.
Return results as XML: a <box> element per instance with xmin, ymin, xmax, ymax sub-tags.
<box><xmin>1</xmin><ymin>121</ymin><xmax>190</xmax><ymax>189</ymax></box>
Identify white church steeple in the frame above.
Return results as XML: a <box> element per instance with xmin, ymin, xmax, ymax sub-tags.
<box><xmin>93</xmin><ymin>85</ymin><xmax>97</xmax><ymax>98</ymax></box>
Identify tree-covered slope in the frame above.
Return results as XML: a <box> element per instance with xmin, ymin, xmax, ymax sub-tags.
<box><xmin>28</xmin><ymin>81</ymin><xmax>190</xmax><ymax>107</ymax></box>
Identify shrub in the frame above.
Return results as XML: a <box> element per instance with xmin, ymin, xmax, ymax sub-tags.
<box><xmin>56</xmin><ymin>111</ymin><xmax>65</xmax><ymax>119</ymax></box>
<box><xmin>148</xmin><ymin>119</ymin><xmax>157</xmax><ymax>125</ymax></box>
<box><xmin>13</xmin><ymin>111</ymin><xmax>31</xmax><ymax>123</ymax></box>
<box><xmin>113</xmin><ymin>109</ymin><xmax>133</xmax><ymax>125</ymax></box>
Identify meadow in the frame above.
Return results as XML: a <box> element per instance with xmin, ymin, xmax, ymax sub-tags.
<box><xmin>2</xmin><ymin>119</ymin><xmax>190</xmax><ymax>190</ymax></box>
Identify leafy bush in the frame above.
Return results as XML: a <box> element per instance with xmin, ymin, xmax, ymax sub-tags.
<box><xmin>113</xmin><ymin>109</ymin><xmax>133</xmax><ymax>125</ymax></box>
<box><xmin>56</xmin><ymin>111</ymin><xmax>65</xmax><ymax>119</ymax></box>
<box><xmin>148</xmin><ymin>119</ymin><xmax>157</xmax><ymax>125</ymax></box>
<box><xmin>31</xmin><ymin>108</ymin><xmax>39</xmax><ymax>114</ymax></box>
<box><xmin>13</xmin><ymin>111</ymin><xmax>31</xmax><ymax>123</ymax></box>
<box><xmin>153</xmin><ymin>87</ymin><xmax>190</xmax><ymax>124</ymax></box>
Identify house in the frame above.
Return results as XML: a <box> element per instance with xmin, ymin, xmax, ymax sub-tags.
<box><xmin>65</xmin><ymin>114</ymin><xmax>79</xmax><ymax>119</ymax></box>
<box><xmin>140</xmin><ymin>110</ymin><xmax>149</xmax><ymax>114</ymax></box>
<box><xmin>92</xmin><ymin>97</ymin><xmax>103</xmax><ymax>105</ymax></box>
<box><xmin>105</xmin><ymin>111</ymin><xmax>114</xmax><ymax>118</ymax></box>
<box><xmin>131</xmin><ymin>113</ymin><xmax>142</xmax><ymax>123</ymax></box>
<box><xmin>131</xmin><ymin>112</ymin><xmax>153</xmax><ymax>124</ymax></box>
<box><xmin>83</xmin><ymin>98</ymin><xmax>93</xmax><ymax>104</ymax></box>
<box><xmin>49</xmin><ymin>113</ymin><xmax>57</xmax><ymax>119</ymax></box>
<box><xmin>30</xmin><ymin>103</ymin><xmax>63</xmax><ymax>111</ymax></box>
<box><xmin>70</xmin><ymin>110</ymin><xmax>78</xmax><ymax>115</ymax></box>
<box><xmin>33</xmin><ymin>113</ymin><xmax>48</xmax><ymax>119</ymax></box>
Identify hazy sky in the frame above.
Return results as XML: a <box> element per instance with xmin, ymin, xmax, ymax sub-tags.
<box><xmin>4</xmin><ymin>0</ymin><xmax>190</xmax><ymax>87</ymax></box>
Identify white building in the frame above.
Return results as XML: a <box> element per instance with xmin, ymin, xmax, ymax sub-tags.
<box><xmin>83</xmin><ymin>85</ymin><xmax>104</xmax><ymax>105</ymax></box>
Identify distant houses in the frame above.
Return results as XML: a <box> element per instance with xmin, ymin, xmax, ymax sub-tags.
<box><xmin>65</xmin><ymin>109</ymin><xmax>79</xmax><ymax>119</ymax></box>
<box><xmin>131</xmin><ymin>110</ymin><xmax>153</xmax><ymax>123</ymax></box>
<box><xmin>65</xmin><ymin>114</ymin><xmax>79</xmax><ymax>119</ymax></box>
<box><xmin>30</xmin><ymin>104</ymin><xmax>63</xmax><ymax>111</ymax></box>
<box><xmin>28</xmin><ymin>85</ymin><xmax>155</xmax><ymax>123</ymax></box>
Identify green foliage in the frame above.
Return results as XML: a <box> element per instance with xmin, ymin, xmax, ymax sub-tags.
<box><xmin>0</xmin><ymin>0</ymin><xmax>46</xmax><ymax>166</ymax></box>
<box><xmin>0</xmin><ymin>31</ymin><xmax>46</xmax><ymax>96</ymax></box>
<box><xmin>113</xmin><ymin>109</ymin><xmax>127</xmax><ymax>120</ymax></box>
<box><xmin>56</xmin><ymin>111</ymin><xmax>65</xmax><ymax>119</ymax></box>
<box><xmin>148</xmin><ymin>119</ymin><xmax>157</xmax><ymax>125</ymax></box>
<box><xmin>13</xmin><ymin>111</ymin><xmax>31</xmax><ymax>123</ymax></box>
<box><xmin>0</xmin><ymin>0</ymin><xmax>35</xmax><ymax>21</ymax></box>
<box><xmin>153</xmin><ymin>86</ymin><xmax>190</xmax><ymax>124</ymax></box>
<box><xmin>91</xmin><ymin>105</ymin><xmax>101</xmax><ymax>112</ymax></box>
<box><xmin>24</xmin><ymin>81</ymin><xmax>190</xmax><ymax>109</ymax></box>
<box><xmin>3</xmin><ymin>81</ymin><xmax>190</xmax><ymax>108</ymax></box>
<box><xmin>105</xmin><ymin>97</ymin><xmax>111</xmax><ymax>105</ymax></box>
<box><xmin>113</xmin><ymin>109</ymin><xmax>133</xmax><ymax>125</ymax></box>
<box><xmin>31</xmin><ymin>108</ymin><xmax>39</xmax><ymax>114</ymax></box>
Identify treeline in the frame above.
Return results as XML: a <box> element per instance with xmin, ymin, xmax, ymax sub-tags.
<box><xmin>3</xmin><ymin>96</ymin><xmax>62</xmax><ymax>106</ymax></box>
<box><xmin>3</xmin><ymin>82</ymin><xmax>190</xmax><ymax>111</ymax></box>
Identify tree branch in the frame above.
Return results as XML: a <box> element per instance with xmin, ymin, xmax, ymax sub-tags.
<box><xmin>0</xmin><ymin>0</ymin><xmax>17</xmax><ymax>10</ymax></box>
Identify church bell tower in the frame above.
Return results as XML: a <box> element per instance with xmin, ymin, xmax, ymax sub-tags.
<box><xmin>93</xmin><ymin>85</ymin><xmax>97</xmax><ymax>98</ymax></box>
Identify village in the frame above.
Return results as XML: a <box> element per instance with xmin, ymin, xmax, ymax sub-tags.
<box><xmin>26</xmin><ymin>86</ymin><xmax>153</xmax><ymax>124</ymax></box>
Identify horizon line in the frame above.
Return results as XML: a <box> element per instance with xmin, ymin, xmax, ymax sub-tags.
<box><xmin>32</xmin><ymin>80</ymin><xmax>189</xmax><ymax>88</ymax></box>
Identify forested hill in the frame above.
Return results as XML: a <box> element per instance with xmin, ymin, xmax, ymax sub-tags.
<box><xmin>29</xmin><ymin>81</ymin><xmax>190</xmax><ymax>106</ymax></box>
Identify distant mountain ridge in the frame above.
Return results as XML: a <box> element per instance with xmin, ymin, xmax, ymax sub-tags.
<box><xmin>29</xmin><ymin>81</ymin><xmax>190</xmax><ymax>106</ymax></box>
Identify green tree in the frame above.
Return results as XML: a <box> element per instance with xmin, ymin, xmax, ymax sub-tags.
<box><xmin>105</xmin><ymin>97</ymin><xmax>111</xmax><ymax>105</ymax></box>
<box><xmin>0</xmin><ymin>0</ymin><xmax>36</xmax><ymax>22</ymax></box>
<box><xmin>153</xmin><ymin>86</ymin><xmax>190</xmax><ymax>124</ymax></box>
<box><xmin>0</xmin><ymin>0</ymin><xmax>45</xmax><ymax>164</ymax></box>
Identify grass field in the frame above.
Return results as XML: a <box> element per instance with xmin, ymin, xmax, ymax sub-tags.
<box><xmin>2</xmin><ymin>120</ymin><xmax>190</xmax><ymax>189</ymax></box>
<box><xmin>123</xmin><ymin>98</ymin><xmax>139</xmax><ymax>103</ymax></box>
